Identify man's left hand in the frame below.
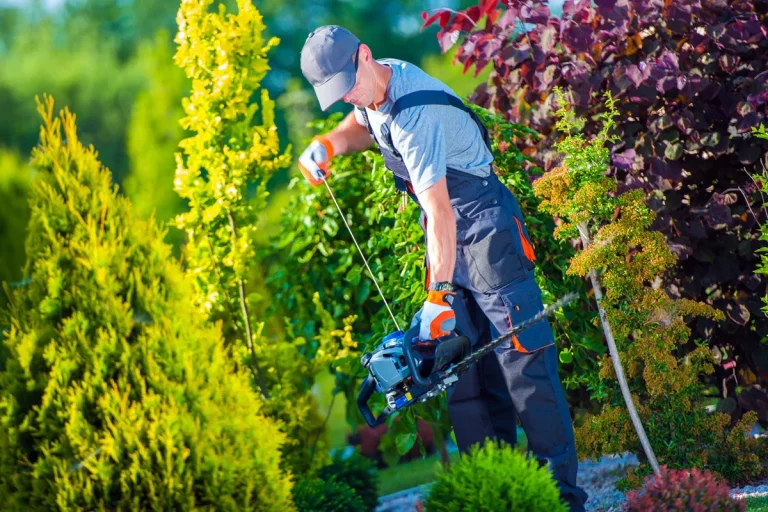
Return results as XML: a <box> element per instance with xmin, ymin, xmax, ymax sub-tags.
<box><xmin>411</xmin><ymin>290</ymin><xmax>456</xmax><ymax>341</ymax></box>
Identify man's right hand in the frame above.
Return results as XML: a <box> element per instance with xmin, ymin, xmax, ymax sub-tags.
<box><xmin>298</xmin><ymin>136</ymin><xmax>334</xmax><ymax>186</ymax></box>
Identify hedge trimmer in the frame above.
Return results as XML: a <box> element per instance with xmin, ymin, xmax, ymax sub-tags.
<box><xmin>319</xmin><ymin>176</ymin><xmax>577</xmax><ymax>428</ymax></box>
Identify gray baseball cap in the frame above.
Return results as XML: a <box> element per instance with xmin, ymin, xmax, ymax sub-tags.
<box><xmin>300</xmin><ymin>26</ymin><xmax>360</xmax><ymax>111</ymax></box>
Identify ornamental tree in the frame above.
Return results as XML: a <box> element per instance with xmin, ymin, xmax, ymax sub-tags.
<box><xmin>424</xmin><ymin>0</ymin><xmax>768</xmax><ymax>421</ymax></box>
<box><xmin>534</xmin><ymin>89</ymin><xmax>767</xmax><ymax>488</ymax></box>
<box><xmin>173</xmin><ymin>0</ymin><xmax>358</xmax><ymax>476</ymax></box>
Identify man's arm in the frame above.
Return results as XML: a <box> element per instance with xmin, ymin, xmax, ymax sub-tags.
<box><xmin>417</xmin><ymin>176</ymin><xmax>456</xmax><ymax>283</ymax></box>
<box><xmin>325</xmin><ymin>110</ymin><xmax>375</xmax><ymax>155</ymax></box>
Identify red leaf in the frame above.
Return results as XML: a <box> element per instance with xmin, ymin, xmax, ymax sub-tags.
<box><xmin>486</xmin><ymin>8</ymin><xmax>501</xmax><ymax>26</ymax></box>
<box><xmin>481</xmin><ymin>0</ymin><xmax>498</xmax><ymax>16</ymax></box>
<box><xmin>438</xmin><ymin>10</ymin><xmax>452</xmax><ymax>28</ymax></box>
<box><xmin>475</xmin><ymin>58</ymin><xmax>492</xmax><ymax>77</ymax></box>
<box><xmin>466</xmin><ymin>5</ymin><xmax>482</xmax><ymax>23</ymax></box>
<box><xmin>421</xmin><ymin>9</ymin><xmax>452</xmax><ymax>30</ymax></box>
<box><xmin>446</xmin><ymin>13</ymin><xmax>470</xmax><ymax>33</ymax></box>
<box><xmin>463</xmin><ymin>55</ymin><xmax>477</xmax><ymax>74</ymax></box>
<box><xmin>438</xmin><ymin>30</ymin><xmax>459</xmax><ymax>53</ymax></box>
<box><xmin>421</xmin><ymin>10</ymin><xmax>441</xmax><ymax>28</ymax></box>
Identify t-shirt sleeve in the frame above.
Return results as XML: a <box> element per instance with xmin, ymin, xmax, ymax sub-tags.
<box><xmin>391</xmin><ymin>105</ymin><xmax>447</xmax><ymax>195</ymax></box>
<box><xmin>354</xmin><ymin>107</ymin><xmax>366</xmax><ymax>126</ymax></box>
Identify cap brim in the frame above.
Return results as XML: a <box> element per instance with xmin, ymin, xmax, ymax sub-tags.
<box><xmin>314</xmin><ymin>58</ymin><xmax>357</xmax><ymax>111</ymax></box>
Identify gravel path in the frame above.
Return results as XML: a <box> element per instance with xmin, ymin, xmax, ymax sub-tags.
<box><xmin>376</xmin><ymin>447</ymin><xmax>768</xmax><ymax>512</ymax></box>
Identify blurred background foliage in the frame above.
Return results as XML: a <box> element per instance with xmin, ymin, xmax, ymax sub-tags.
<box><xmin>0</xmin><ymin>0</ymin><xmax>487</xmax><ymax>188</ymax></box>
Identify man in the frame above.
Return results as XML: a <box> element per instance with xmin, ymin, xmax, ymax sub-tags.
<box><xmin>299</xmin><ymin>25</ymin><xmax>588</xmax><ymax>511</ymax></box>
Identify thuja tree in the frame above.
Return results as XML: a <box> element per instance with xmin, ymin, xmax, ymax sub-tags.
<box><xmin>534</xmin><ymin>90</ymin><xmax>767</xmax><ymax>489</ymax></box>
<box><xmin>173</xmin><ymin>0</ymin><xmax>357</xmax><ymax>476</ymax></box>
<box><xmin>424</xmin><ymin>0</ymin><xmax>768</xmax><ymax>421</ymax></box>
<box><xmin>0</xmin><ymin>96</ymin><xmax>294</xmax><ymax>510</ymax></box>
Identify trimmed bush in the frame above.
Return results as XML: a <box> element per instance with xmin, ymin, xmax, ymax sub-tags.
<box><xmin>318</xmin><ymin>451</ymin><xmax>379</xmax><ymax>512</ymax></box>
<box><xmin>422</xmin><ymin>440</ymin><xmax>567</xmax><ymax>512</ymax></box>
<box><xmin>292</xmin><ymin>475</ymin><xmax>365</xmax><ymax>512</ymax></box>
<box><xmin>625</xmin><ymin>465</ymin><xmax>746</xmax><ymax>512</ymax></box>
<box><xmin>0</xmin><ymin>96</ymin><xmax>294</xmax><ymax>510</ymax></box>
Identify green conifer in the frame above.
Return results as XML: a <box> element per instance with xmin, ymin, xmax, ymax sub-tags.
<box><xmin>0</xmin><ymin>96</ymin><xmax>295</xmax><ymax>511</ymax></box>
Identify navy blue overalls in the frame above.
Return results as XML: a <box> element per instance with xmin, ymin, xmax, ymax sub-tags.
<box><xmin>357</xmin><ymin>90</ymin><xmax>588</xmax><ymax>511</ymax></box>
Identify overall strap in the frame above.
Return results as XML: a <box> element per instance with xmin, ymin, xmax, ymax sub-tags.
<box><xmin>384</xmin><ymin>90</ymin><xmax>493</xmax><ymax>159</ymax></box>
<box><xmin>390</xmin><ymin>89</ymin><xmax>468</xmax><ymax>118</ymax></box>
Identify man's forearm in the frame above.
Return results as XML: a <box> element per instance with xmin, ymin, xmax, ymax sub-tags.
<box><xmin>326</xmin><ymin>111</ymin><xmax>375</xmax><ymax>155</ymax></box>
<box><xmin>426</xmin><ymin>212</ymin><xmax>456</xmax><ymax>284</ymax></box>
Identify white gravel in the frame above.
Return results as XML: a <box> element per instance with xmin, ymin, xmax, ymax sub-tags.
<box><xmin>376</xmin><ymin>442</ymin><xmax>768</xmax><ymax>512</ymax></box>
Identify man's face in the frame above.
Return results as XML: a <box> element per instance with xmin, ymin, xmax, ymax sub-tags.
<box><xmin>342</xmin><ymin>45</ymin><xmax>375</xmax><ymax>108</ymax></box>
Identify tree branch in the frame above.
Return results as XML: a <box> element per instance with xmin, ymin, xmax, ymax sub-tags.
<box><xmin>578</xmin><ymin>221</ymin><xmax>661</xmax><ymax>475</ymax></box>
<box><xmin>227</xmin><ymin>209</ymin><xmax>270</xmax><ymax>400</ymax></box>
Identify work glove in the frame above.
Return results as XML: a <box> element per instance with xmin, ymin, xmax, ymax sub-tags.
<box><xmin>410</xmin><ymin>290</ymin><xmax>456</xmax><ymax>341</ymax></box>
<box><xmin>298</xmin><ymin>136</ymin><xmax>334</xmax><ymax>186</ymax></box>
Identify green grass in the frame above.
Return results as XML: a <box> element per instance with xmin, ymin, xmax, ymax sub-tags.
<box><xmin>377</xmin><ymin>430</ymin><xmax>528</xmax><ymax>497</ymax></box>
<box><xmin>377</xmin><ymin>450</ymin><xmax>462</xmax><ymax>497</ymax></box>
<box><xmin>747</xmin><ymin>495</ymin><xmax>768</xmax><ymax>511</ymax></box>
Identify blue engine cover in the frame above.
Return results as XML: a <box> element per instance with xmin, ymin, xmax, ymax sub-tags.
<box><xmin>368</xmin><ymin>330</ymin><xmax>409</xmax><ymax>392</ymax></box>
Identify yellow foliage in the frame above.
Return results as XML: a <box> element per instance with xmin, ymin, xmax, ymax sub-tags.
<box><xmin>534</xmin><ymin>89</ymin><xmax>758</xmax><ymax>487</ymax></box>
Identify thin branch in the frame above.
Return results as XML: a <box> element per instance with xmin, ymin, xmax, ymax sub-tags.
<box><xmin>309</xmin><ymin>391</ymin><xmax>337</xmax><ymax>465</ymax></box>
<box><xmin>422</xmin><ymin>8</ymin><xmax>479</xmax><ymax>29</ymax></box>
<box><xmin>743</xmin><ymin>166</ymin><xmax>768</xmax><ymax>224</ymax></box>
<box><xmin>206</xmin><ymin>236</ymin><xmax>241</xmax><ymax>338</ymax></box>
<box><xmin>206</xmin><ymin>234</ymin><xmax>266</xmax><ymax>393</ymax></box>
<box><xmin>719</xmin><ymin>186</ymin><xmax>764</xmax><ymax>229</ymax></box>
<box><xmin>227</xmin><ymin>210</ymin><xmax>270</xmax><ymax>400</ymax></box>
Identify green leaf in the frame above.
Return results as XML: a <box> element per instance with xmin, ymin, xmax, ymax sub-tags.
<box><xmin>345</xmin><ymin>265</ymin><xmax>362</xmax><ymax>283</ymax></box>
<box><xmin>356</xmin><ymin>278</ymin><xmax>371</xmax><ymax>305</ymax></box>
<box><xmin>395</xmin><ymin>432</ymin><xmax>416</xmax><ymax>455</ymax></box>
<box><xmin>559</xmin><ymin>349</ymin><xmax>573</xmax><ymax>364</ymax></box>
<box><xmin>701</xmin><ymin>132</ymin><xmax>721</xmax><ymax>147</ymax></box>
<box><xmin>664</xmin><ymin>142</ymin><xmax>683</xmax><ymax>161</ymax></box>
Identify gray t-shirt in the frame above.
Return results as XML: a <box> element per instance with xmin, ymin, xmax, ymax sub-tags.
<box><xmin>354</xmin><ymin>58</ymin><xmax>493</xmax><ymax>195</ymax></box>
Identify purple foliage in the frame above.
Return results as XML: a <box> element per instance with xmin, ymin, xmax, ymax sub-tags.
<box><xmin>423</xmin><ymin>0</ymin><xmax>768</xmax><ymax>421</ymax></box>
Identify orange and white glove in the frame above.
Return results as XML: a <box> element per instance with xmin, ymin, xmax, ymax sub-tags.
<box><xmin>298</xmin><ymin>136</ymin><xmax>334</xmax><ymax>186</ymax></box>
<box><xmin>411</xmin><ymin>290</ymin><xmax>456</xmax><ymax>341</ymax></box>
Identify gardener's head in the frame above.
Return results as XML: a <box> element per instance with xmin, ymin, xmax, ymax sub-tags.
<box><xmin>300</xmin><ymin>25</ymin><xmax>378</xmax><ymax>111</ymax></box>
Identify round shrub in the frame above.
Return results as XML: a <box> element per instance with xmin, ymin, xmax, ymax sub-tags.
<box><xmin>422</xmin><ymin>439</ymin><xmax>567</xmax><ymax>512</ymax></box>
<box><xmin>318</xmin><ymin>451</ymin><xmax>379</xmax><ymax>511</ymax></box>
<box><xmin>292</xmin><ymin>475</ymin><xmax>365</xmax><ymax>512</ymax></box>
<box><xmin>625</xmin><ymin>465</ymin><xmax>745</xmax><ymax>512</ymax></box>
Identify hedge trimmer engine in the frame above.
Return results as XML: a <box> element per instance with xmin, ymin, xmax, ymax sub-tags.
<box><xmin>314</xmin><ymin>172</ymin><xmax>578</xmax><ymax>428</ymax></box>
<box><xmin>356</xmin><ymin>293</ymin><xmax>577</xmax><ymax>427</ymax></box>
<box><xmin>356</xmin><ymin>327</ymin><xmax>471</xmax><ymax>427</ymax></box>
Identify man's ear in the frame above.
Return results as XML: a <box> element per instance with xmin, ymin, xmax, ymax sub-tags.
<box><xmin>359</xmin><ymin>43</ymin><xmax>372</xmax><ymax>64</ymax></box>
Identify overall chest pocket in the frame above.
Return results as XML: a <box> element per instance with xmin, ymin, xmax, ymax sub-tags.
<box><xmin>449</xmin><ymin>175</ymin><xmax>504</xmax><ymax>222</ymax></box>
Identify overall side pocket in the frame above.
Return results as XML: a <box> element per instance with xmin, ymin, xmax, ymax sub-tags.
<box><xmin>463</xmin><ymin>229</ymin><xmax>528</xmax><ymax>293</ymax></box>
